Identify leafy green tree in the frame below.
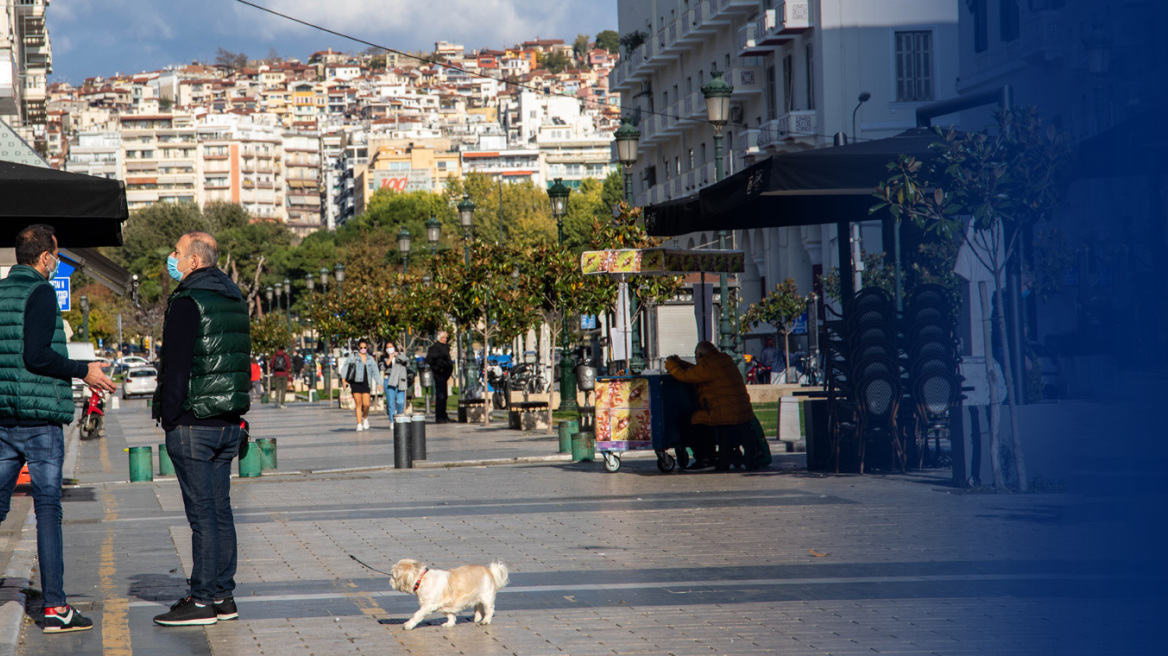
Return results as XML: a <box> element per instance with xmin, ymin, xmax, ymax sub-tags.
<box><xmin>539</xmin><ymin>51</ymin><xmax>573</xmax><ymax>74</ymax></box>
<box><xmin>742</xmin><ymin>278</ymin><xmax>806</xmax><ymax>377</ymax></box>
<box><xmin>596</xmin><ymin>30</ymin><xmax>620</xmax><ymax>54</ymax></box>
<box><xmin>573</xmin><ymin>34</ymin><xmax>591</xmax><ymax>66</ymax></box>
<box><xmin>872</xmin><ymin>107</ymin><xmax>1073</xmax><ymax>492</ymax></box>
<box><xmin>445</xmin><ymin>173</ymin><xmax>557</xmax><ymax>247</ymax></box>
<box><xmin>250</xmin><ymin>314</ymin><xmax>291</xmax><ymax>354</ymax></box>
<box><xmin>601</xmin><ymin>170</ymin><xmax>624</xmax><ymax>212</ymax></box>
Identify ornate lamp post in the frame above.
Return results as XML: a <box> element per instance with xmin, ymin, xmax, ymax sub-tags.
<box><xmin>334</xmin><ymin>262</ymin><xmax>345</xmax><ymax>297</ymax></box>
<box><xmin>547</xmin><ymin>178</ymin><xmax>577</xmax><ymax>411</ymax></box>
<box><xmin>426</xmin><ymin>214</ymin><xmax>441</xmax><ymax>256</ymax></box>
<box><xmin>319</xmin><ymin>267</ymin><xmax>332</xmax><ymax>405</ymax></box>
<box><xmin>79</xmin><ymin>295</ymin><xmax>90</xmax><ymax>343</ymax></box>
<box><xmin>457</xmin><ymin>194</ymin><xmax>476</xmax><ymax>403</ymax></box>
<box><xmin>614</xmin><ymin>119</ymin><xmax>640</xmax><ymax>204</ymax></box>
<box><xmin>702</xmin><ymin>67</ymin><xmax>740</xmax><ymax>367</ymax></box>
<box><xmin>283</xmin><ymin>278</ymin><xmax>293</xmax><ymax>337</ymax></box>
<box><xmin>305</xmin><ymin>273</ymin><xmax>318</xmax><ymax>392</ymax></box>
<box><xmin>398</xmin><ymin>227</ymin><xmax>412</xmax><ymax>277</ymax></box>
<box><xmin>265</xmin><ymin>285</ymin><xmax>274</xmax><ymax>315</ymax></box>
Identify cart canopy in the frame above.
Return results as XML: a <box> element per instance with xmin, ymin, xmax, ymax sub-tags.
<box><xmin>581</xmin><ymin>248</ymin><xmax>745</xmax><ymax>276</ymax></box>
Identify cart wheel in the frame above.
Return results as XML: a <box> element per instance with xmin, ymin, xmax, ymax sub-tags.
<box><xmin>657</xmin><ymin>452</ymin><xmax>676</xmax><ymax>473</ymax></box>
<box><xmin>602</xmin><ymin>451</ymin><xmax>621</xmax><ymax>473</ymax></box>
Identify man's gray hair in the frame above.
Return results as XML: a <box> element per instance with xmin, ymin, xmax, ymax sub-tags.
<box><xmin>436</xmin><ymin>330</ymin><xmax>449</xmax><ymax>341</ymax></box>
<box><xmin>695</xmin><ymin>341</ymin><xmax>718</xmax><ymax>357</ymax></box>
<box><xmin>184</xmin><ymin>231</ymin><xmax>219</xmax><ymax>268</ymax></box>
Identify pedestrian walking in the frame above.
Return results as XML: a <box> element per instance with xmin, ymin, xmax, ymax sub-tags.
<box><xmin>249</xmin><ymin>358</ymin><xmax>262</xmax><ymax>400</ymax></box>
<box><xmin>291</xmin><ymin>349</ymin><xmax>305</xmax><ymax>390</ymax></box>
<box><xmin>270</xmin><ymin>346</ymin><xmax>291</xmax><ymax>408</ymax></box>
<box><xmin>426</xmin><ymin>331</ymin><xmax>453</xmax><ymax>423</ymax></box>
<box><xmin>151</xmin><ymin>231</ymin><xmax>251</xmax><ymax>626</ymax></box>
<box><xmin>0</xmin><ymin>224</ymin><xmax>117</xmax><ymax>633</ymax></box>
<box><xmin>341</xmin><ymin>339</ymin><xmax>378</xmax><ymax>431</ymax></box>
<box><xmin>381</xmin><ymin>341</ymin><xmax>409</xmax><ymax>425</ymax></box>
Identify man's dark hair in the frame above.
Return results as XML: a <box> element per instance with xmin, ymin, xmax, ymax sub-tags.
<box><xmin>15</xmin><ymin>224</ymin><xmax>56</xmax><ymax>266</ymax></box>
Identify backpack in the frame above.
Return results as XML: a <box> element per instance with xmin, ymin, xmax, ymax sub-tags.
<box><xmin>273</xmin><ymin>355</ymin><xmax>287</xmax><ymax>372</ymax></box>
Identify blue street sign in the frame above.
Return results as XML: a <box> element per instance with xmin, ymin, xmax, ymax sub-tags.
<box><xmin>580</xmin><ymin>314</ymin><xmax>598</xmax><ymax>330</ymax></box>
<box><xmin>791</xmin><ymin>311</ymin><xmax>808</xmax><ymax>335</ymax></box>
<box><xmin>51</xmin><ymin>277</ymin><xmax>70</xmax><ymax>312</ymax></box>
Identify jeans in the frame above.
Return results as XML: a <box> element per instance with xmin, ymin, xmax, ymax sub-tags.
<box><xmin>0</xmin><ymin>425</ymin><xmax>66</xmax><ymax>606</ymax></box>
<box><xmin>384</xmin><ymin>386</ymin><xmax>406</xmax><ymax>423</ymax></box>
<box><xmin>166</xmin><ymin>424</ymin><xmax>242</xmax><ymax>603</ymax></box>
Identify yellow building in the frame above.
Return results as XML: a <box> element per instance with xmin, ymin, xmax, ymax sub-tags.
<box><xmin>355</xmin><ymin>143</ymin><xmax>461</xmax><ymax>214</ymax></box>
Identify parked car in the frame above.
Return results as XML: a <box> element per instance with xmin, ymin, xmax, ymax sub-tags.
<box><xmin>122</xmin><ymin>366</ymin><xmax>158</xmax><ymax>399</ymax></box>
<box><xmin>67</xmin><ymin>342</ymin><xmax>98</xmax><ymax>403</ymax></box>
<box><xmin>114</xmin><ymin>355</ymin><xmax>150</xmax><ymax>376</ymax></box>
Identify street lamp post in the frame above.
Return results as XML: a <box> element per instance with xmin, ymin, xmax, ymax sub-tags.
<box><xmin>702</xmin><ymin>68</ymin><xmax>741</xmax><ymax>370</ymax></box>
<box><xmin>548</xmin><ymin>178</ymin><xmax>576</xmax><ymax>411</ymax></box>
<box><xmin>265</xmin><ymin>285</ymin><xmax>274</xmax><ymax>315</ymax></box>
<box><xmin>319</xmin><ymin>266</ymin><xmax>332</xmax><ymax>406</ymax></box>
<box><xmin>283</xmin><ymin>278</ymin><xmax>293</xmax><ymax>338</ymax></box>
<box><xmin>458</xmin><ymin>194</ymin><xmax>476</xmax><ymax>405</ymax></box>
<box><xmin>398</xmin><ymin>227</ymin><xmax>412</xmax><ymax>277</ymax></box>
<box><xmin>79</xmin><ymin>295</ymin><xmax>90</xmax><ymax>343</ymax></box>
<box><xmin>305</xmin><ymin>273</ymin><xmax>318</xmax><ymax>393</ymax></box>
<box><xmin>614</xmin><ymin>119</ymin><xmax>640</xmax><ymax>204</ymax></box>
<box><xmin>426</xmin><ymin>215</ymin><xmax>441</xmax><ymax>256</ymax></box>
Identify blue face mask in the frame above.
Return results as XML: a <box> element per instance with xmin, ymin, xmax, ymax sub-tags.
<box><xmin>167</xmin><ymin>255</ymin><xmax>187</xmax><ymax>282</ymax></box>
<box><xmin>46</xmin><ymin>254</ymin><xmax>59</xmax><ymax>279</ymax></box>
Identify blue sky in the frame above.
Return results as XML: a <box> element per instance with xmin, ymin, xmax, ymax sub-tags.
<box><xmin>48</xmin><ymin>0</ymin><xmax>619</xmax><ymax>83</ymax></box>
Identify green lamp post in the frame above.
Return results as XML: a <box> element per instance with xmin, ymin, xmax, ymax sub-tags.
<box><xmin>457</xmin><ymin>194</ymin><xmax>476</xmax><ymax>404</ymax></box>
<box><xmin>548</xmin><ymin>178</ymin><xmax>577</xmax><ymax>411</ymax></box>
<box><xmin>702</xmin><ymin>67</ymin><xmax>741</xmax><ymax>369</ymax></box>
<box><xmin>614</xmin><ymin>119</ymin><xmax>640</xmax><ymax>204</ymax></box>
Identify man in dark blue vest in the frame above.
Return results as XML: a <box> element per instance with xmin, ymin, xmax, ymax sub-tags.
<box><xmin>151</xmin><ymin>231</ymin><xmax>251</xmax><ymax>626</ymax></box>
<box><xmin>0</xmin><ymin>224</ymin><xmax>116</xmax><ymax>633</ymax></box>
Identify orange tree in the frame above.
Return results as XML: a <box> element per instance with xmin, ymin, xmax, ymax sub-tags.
<box><xmin>872</xmin><ymin>106</ymin><xmax>1072</xmax><ymax>491</ymax></box>
<box><xmin>742</xmin><ymin>278</ymin><xmax>807</xmax><ymax>378</ymax></box>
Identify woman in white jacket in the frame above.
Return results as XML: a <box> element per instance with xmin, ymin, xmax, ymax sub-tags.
<box><xmin>381</xmin><ymin>341</ymin><xmax>410</xmax><ymax>425</ymax></box>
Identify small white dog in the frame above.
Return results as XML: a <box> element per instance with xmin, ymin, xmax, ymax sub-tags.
<box><xmin>389</xmin><ymin>558</ymin><xmax>509</xmax><ymax>630</ymax></box>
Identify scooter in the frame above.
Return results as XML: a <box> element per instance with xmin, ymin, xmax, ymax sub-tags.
<box><xmin>745</xmin><ymin>356</ymin><xmax>772</xmax><ymax>385</ymax></box>
<box><xmin>79</xmin><ymin>387</ymin><xmax>105</xmax><ymax>440</ymax></box>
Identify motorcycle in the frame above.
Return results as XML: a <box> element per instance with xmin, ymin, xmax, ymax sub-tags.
<box><xmin>745</xmin><ymin>355</ymin><xmax>772</xmax><ymax>385</ymax></box>
<box><xmin>79</xmin><ymin>387</ymin><xmax>105</xmax><ymax>440</ymax></box>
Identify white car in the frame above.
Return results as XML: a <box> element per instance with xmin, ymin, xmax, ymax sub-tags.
<box><xmin>122</xmin><ymin>366</ymin><xmax>158</xmax><ymax>399</ymax></box>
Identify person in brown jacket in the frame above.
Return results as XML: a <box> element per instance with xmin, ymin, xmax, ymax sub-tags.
<box><xmin>665</xmin><ymin>341</ymin><xmax>758</xmax><ymax>470</ymax></box>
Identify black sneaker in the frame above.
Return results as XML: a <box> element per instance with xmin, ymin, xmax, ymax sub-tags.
<box><xmin>43</xmin><ymin>605</ymin><xmax>93</xmax><ymax>633</ymax></box>
<box><xmin>213</xmin><ymin>597</ymin><xmax>238</xmax><ymax>621</ymax></box>
<box><xmin>153</xmin><ymin>596</ymin><xmax>217</xmax><ymax>626</ymax></box>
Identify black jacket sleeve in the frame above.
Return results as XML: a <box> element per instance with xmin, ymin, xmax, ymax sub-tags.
<box><xmin>160</xmin><ymin>297</ymin><xmax>198</xmax><ymax>431</ymax></box>
<box><xmin>23</xmin><ymin>285</ymin><xmax>88</xmax><ymax>381</ymax></box>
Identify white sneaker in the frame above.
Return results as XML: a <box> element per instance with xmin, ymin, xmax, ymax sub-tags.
<box><xmin>363</xmin><ymin>418</ymin><xmax>370</xmax><ymax>430</ymax></box>
<box><xmin>356</xmin><ymin>423</ymin><xmax>364</xmax><ymax>432</ymax></box>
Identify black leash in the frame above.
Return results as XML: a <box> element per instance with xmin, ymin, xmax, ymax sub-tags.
<box><xmin>349</xmin><ymin>554</ymin><xmax>393</xmax><ymax>577</ymax></box>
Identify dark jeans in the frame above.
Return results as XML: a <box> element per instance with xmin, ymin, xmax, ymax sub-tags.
<box><xmin>0</xmin><ymin>424</ymin><xmax>66</xmax><ymax>606</ymax></box>
<box><xmin>434</xmin><ymin>376</ymin><xmax>450</xmax><ymax>421</ymax></box>
<box><xmin>166</xmin><ymin>424</ymin><xmax>242</xmax><ymax>603</ymax></box>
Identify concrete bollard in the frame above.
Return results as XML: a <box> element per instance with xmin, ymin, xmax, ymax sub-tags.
<box><xmin>127</xmin><ymin>446</ymin><xmax>153</xmax><ymax>482</ymax></box>
<box><xmin>158</xmin><ymin>444</ymin><xmax>175</xmax><ymax>476</ymax></box>
<box><xmin>410</xmin><ymin>414</ymin><xmax>427</xmax><ymax>461</ymax></box>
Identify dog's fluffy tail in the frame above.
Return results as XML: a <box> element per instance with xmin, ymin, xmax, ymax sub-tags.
<box><xmin>489</xmin><ymin>562</ymin><xmax>509</xmax><ymax>589</ymax></box>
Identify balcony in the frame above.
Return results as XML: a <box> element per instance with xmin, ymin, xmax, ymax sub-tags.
<box><xmin>660</xmin><ymin>100</ymin><xmax>684</xmax><ymax>135</ymax></box>
<box><xmin>724</xmin><ymin>65</ymin><xmax>765</xmax><ymax>95</ymax></box>
<box><xmin>690</xmin><ymin>0</ymin><xmax>727</xmax><ymax>32</ymax></box>
<box><xmin>774</xmin><ymin>0</ymin><xmax>811</xmax><ymax>35</ymax></box>
<box><xmin>735</xmin><ymin>128</ymin><xmax>761</xmax><ymax>160</ymax></box>
<box><xmin>710</xmin><ymin>0</ymin><xmax>759</xmax><ymax>18</ymax></box>
<box><xmin>682</xmin><ymin>90</ymin><xmax>704</xmax><ymax>119</ymax></box>
<box><xmin>1020</xmin><ymin>10</ymin><xmax>1066</xmax><ymax>63</ymax></box>
<box><xmin>758</xmin><ymin>111</ymin><xmax>818</xmax><ymax>150</ymax></box>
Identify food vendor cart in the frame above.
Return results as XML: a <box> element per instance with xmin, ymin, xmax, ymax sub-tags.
<box><xmin>580</xmin><ymin>248</ymin><xmax>745</xmax><ymax>473</ymax></box>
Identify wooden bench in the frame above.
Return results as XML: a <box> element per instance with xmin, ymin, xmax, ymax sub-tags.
<box><xmin>508</xmin><ymin>401</ymin><xmax>550</xmax><ymax>430</ymax></box>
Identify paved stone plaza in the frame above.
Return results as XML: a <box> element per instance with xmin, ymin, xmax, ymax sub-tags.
<box><xmin>0</xmin><ymin>399</ymin><xmax>1151</xmax><ymax>655</ymax></box>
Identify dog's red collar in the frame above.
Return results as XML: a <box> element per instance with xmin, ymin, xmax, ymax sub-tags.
<box><xmin>413</xmin><ymin>568</ymin><xmax>429</xmax><ymax>593</ymax></box>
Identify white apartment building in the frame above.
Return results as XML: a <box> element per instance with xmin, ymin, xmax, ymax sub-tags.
<box><xmin>197</xmin><ymin>118</ymin><xmax>285</xmax><ymax>221</ymax></box>
<box><xmin>613</xmin><ymin>0</ymin><xmax>958</xmax><ymax>353</ymax></box>
<box><xmin>536</xmin><ymin>125</ymin><xmax>618</xmax><ymax>188</ymax></box>
<box><xmin>0</xmin><ymin>0</ymin><xmax>51</xmax><ymax>132</ymax></box>
<box><xmin>120</xmin><ymin>114</ymin><xmax>200</xmax><ymax>210</ymax></box>
<box><xmin>283</xmin><ymin>131</ymin><xmax>323</xmax><ymax>236</ymax></box>
<box><xmin>65</xmin><ymin>130</ymin><xmax>122</xmax><ymax>179</ymax></box>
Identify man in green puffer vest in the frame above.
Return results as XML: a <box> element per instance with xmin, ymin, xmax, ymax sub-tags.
<box><xmin>150</xmin><ymin>231</ymin><xmax>252</xmax><ymax>627</ymax></box>
<box><xmin>0</xmin><ymin>224</ymin><xmax>117</xmax><ymax>634</ymax></box>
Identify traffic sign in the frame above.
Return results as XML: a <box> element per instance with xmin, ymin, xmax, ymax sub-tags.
<box><xmin>791</xmin><ymin>311</ymin><xmax>808</xmax><ymax>335</ymax></box>
<box><xmin>51</xmin><ymin>277</ymin><xmax>70</xmax><ymax>312</ymax></box>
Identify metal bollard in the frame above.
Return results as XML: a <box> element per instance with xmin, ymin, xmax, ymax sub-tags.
<box><xmin>127</xmin><ymin>446</ymin><xmax>153</xmax><ymax>482</ymax></box>
<box><xmin>558</xmin><ymin>420</ymin><xmax>578</xmax><ymax>454</ymax></box>
<box><xmin>238</xmin><ymin>439</ymin><xmax>262</xmax><ymax>477</ymax></box>
<box><xmin>394</xmin><ymin>416</ymin><xmax>413</xmax><ymax>469</ymax></box>
<box><xmin>158</xmin><ymin>444</ymin><xmax>175</xmax><ymax>476</ymax></box>
<box><xmin>256</xmin><ymin>437</ymin><xmax>277</xmax><ymax>471</ymax></box>
<box><xmin>411</xmin><ymin>414</ymin><xmax>427</xmax><ymax>461</ymax></box>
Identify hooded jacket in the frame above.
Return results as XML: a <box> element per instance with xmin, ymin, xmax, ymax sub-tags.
<box><xmin>153</xmin><ymin>267</ymin><xmax>251</xmax><ymax>427</ymax></box>
<box><xmin>665</xmin><ymin>350</ymin><xmax>755</xmax><ymax>426</ymax></box>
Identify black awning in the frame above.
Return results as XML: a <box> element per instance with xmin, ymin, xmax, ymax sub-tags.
<box><xmin>647</xmin><ymin>129</ymin><xmax>944</xmax><ymax>236</ymax></box>
<box><xmin>0</xmin><ymin>160</ymin><xmax>129</xmax><ymax>247</ymax></box>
